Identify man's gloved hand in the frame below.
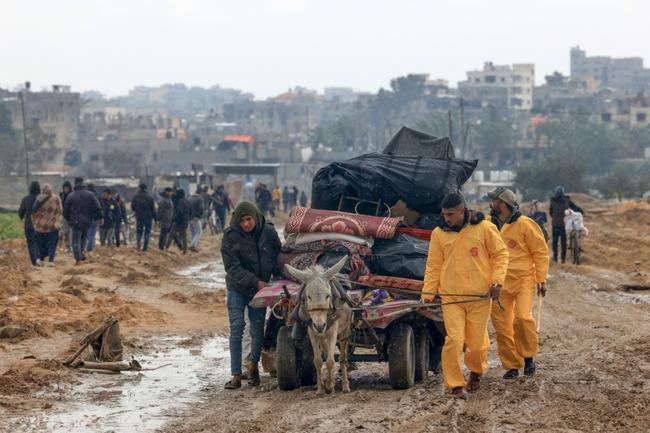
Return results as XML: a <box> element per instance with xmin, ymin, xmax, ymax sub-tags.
<box><xmin>536</xmin><ymin>282</ymin><xmax>547</xmax><ymax>297</ymax></box>
<box><xmin>488</xmin><ymin>284</ymin><xmax>502</xmax><ymax>299</ymax></box>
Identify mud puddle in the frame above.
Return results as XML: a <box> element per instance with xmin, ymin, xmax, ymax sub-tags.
<box><xmin>5</xmin><ymin>335</ymin><xmax>229</xmax><ymax>433</ymax></box>
<box><xmin>3</xmin><ymin>261</ymin><xmax>231</xmax><ymax>433</ymax></box>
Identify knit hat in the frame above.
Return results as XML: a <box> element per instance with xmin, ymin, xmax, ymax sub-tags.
<box><xmin>230</xmin><ymin>201</ymin><xmax>262</xmax><ymax>231</ymax></box>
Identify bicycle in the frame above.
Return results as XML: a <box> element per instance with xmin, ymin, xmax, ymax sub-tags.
<box><xmin>569</xmin><ymin>229</ymin><xmax>582</xmax><ymax>265</ymax></box>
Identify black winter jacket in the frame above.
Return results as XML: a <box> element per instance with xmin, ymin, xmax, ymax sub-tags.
<box><xmin>63</xmin><ymin>186</ymin><xmax>102</xmax><ymax>230</ymax></box>
<box><xmin>173</xmin><ymin>198</ymin><xmax>191</xmax><ymax>228</ymax></box>
<box><xmin>131</xmin><ymin>190</ymin><xmax>156</xmax><ymax>222</ymax></box>
<box><xmin>221</xmin><ymin>220</ymin><xmax>282</xmax><ymax>297</ymax></box>
<box><xmin>549</xmin><ymin>195</ymin><xmax>583</xmax><ymax>227</ymax></box>
<box><xmin>188</xmin><ymin>194</ymin><xmax>204</xmax><ymax>219</ymax></box>
<box><xmin>18</xmin><ymin>194</ymin><xmax>38</xmax><ymax>230</ymax></box>
<box><xmin>157</xmin><ymin>196</ymin><xmax>174</xmax><ymax>229</ymax></box>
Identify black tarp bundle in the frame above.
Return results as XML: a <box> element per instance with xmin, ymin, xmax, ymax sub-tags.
<box><xmin>311</xmin><ymin>152</ymin><xmax>477</xmax><ymax>215</ymax></box>
<box><xmin>369</xmin><ymin>234</ymin><xmax>430</xmax><ymax>280</ymax></box>
<box><xmin>383</xmin><ymin>126</ymin><xmax>455</xmax><ymax>159</ymax></box>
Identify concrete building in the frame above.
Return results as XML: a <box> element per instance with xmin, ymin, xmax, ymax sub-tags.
<box><xmin>599</xmin><ymin>96</ymin><xmax>650</xmax><ymax>129</ymax></box>
<box><xmin>0</xmin><ymin>84</ymin><xmax>81</xmax><ymax>171</ymax></box>
<box><xmin>458</xmin><ymin>62</ymin><xmax>535</xmax><ymax>110</ymax></box>
<box><xmin>324</xmin><ymin>87</ymin><xmax>357</xmax><ymax>103</ymax></box>
<box><xmin>570</xmin><ymin>46</ymin><xmax>650</xmax><ymax>96</ymax></box>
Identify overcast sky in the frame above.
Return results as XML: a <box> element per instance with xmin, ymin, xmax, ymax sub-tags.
<box><xmin>1</xmin><ymin>0</ymin><xmax>649</xmax><ymax>99</ymax></box>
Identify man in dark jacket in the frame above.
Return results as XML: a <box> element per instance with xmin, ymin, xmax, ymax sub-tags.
<box><xmin>59</xmin><ymin>180</ymin><xmax>73</xmax><ymax>251</ymax></box>
<box><xmin>549</xmin><ymin>186</ymin><xmax>584</xmax><ymax>263</ymax></box>
<box><xmin>18</xmin><ymin>181</ymin><xmax>41</xmax><ymax>266</ymax></box>
<box><xmin>157</xmin><ymin>187</ymin><xmax>174</xmax><ymax>250</ymax></box>
<box><xmin>166</xmin><ymin>189</ymin><xmax>190</xmax><ymax>253</ymax></box>
<box><xmin>211</xmin><ymin>185</ymin><xmax>231</xmax><ymax>231</ymax></box>
<box><xmin>113</xmin><ymin>193</ymin><xmax>128</xmax><ymax>247</ymax></box>
<box><xmin>188</xmin><ymin>188</ymin><xmax>205</xmax><ymax>252</ymax></box>
<box><xmin>99</xmin><ymin>189</ymin><xmax>120</xmax><ymax>247</ymax></box>
<box><xmin>85</xmin><ymin>183</ymin><xmax>100</xmax><ymax>252</ymax></box>
<box><xmin>63</xmin><ymin>177</ymin><xmax>103</xmax><ymax>265</ymax></box>
<box><xmin>221</xmin><ymin>201</ymin><xmax>281</xmax><ymax>389</ymax></box>
<box><xmin>131</xmin><ymin>183</ymin><xmax>156</xmax><ymax>251</ymax></box>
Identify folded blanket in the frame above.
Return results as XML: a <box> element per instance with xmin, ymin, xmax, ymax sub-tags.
<box><xmin>294</xmin><ymin>232</ymin><xmax>373</xmax><ymax>247</ymax></box>
<box><xmin>285</xmin><ymin>207</ymin><xmax>402</xmax><ymax>239</ymax></box>
<box><xmin>358</xmin><ymin>275</ymin><xmax>424</xmax><ymax>292</ymax></box>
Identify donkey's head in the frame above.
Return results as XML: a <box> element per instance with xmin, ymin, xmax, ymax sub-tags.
<box><xmin>285</xmin><ymin>256</ymin><xmax>347</xmax><ymax>335</ymax></box>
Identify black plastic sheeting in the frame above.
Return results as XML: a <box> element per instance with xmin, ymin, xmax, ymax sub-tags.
<box><xmin>383</xmin><ymin>126</ymin><xmax>455</xmax><ymax>159</ymax></box>
<box><xmin>369</xmin><ymin>234</ymin><xmax>430</xmax><ymax>280</ymax></box>
<box><xmin>311</xmin><ymin>153</ymin><xmax>477</xmax><ymax>215</ymax></box>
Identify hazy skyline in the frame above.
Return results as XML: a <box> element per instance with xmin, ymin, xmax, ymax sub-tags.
<box><xmin>2</xmin><ymin>0</ymin><xmax>649</xmax><ymax>99</ymax></box>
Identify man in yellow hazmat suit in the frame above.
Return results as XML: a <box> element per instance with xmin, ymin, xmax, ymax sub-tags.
<box><xmin>422</xmin><ymin>193</ymin><xmax>509</xmax><ymax>397</ymax></box>
<box><xmin>488</xmin><ymin>187</ymin><xmax>549</xmax><ymax>379</ymax></box>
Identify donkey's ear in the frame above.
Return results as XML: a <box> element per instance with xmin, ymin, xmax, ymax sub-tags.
<box><xmin>284</xmin><ymin>264</ymin><xmax>312</xmax><ymax>283</ymax></box>
<box><xmin>323</xmin><ymin>256</ymin><xmax>348</xmax><ymax>280</ymax></box>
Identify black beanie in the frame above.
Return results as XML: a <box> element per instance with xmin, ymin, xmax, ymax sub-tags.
<box><xmin>230</xmin><ymin>201</ymin><xmax>262</xmax><ymax>230</ymax></box>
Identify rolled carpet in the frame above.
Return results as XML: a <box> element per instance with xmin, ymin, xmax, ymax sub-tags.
<box><xmin>285</xmin><ymin>206</ymin><xmax>402</xmax><ymax>239</ymax></box>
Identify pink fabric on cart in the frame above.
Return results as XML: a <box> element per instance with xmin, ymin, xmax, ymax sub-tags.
<box><xmin>285</xmin><ymin>207</ymin><xmax>402</xmax><ymax>239</ymax></box>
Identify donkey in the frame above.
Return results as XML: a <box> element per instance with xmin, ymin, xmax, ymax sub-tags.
<box><xmin>285</xmin><ymin>257</ymin><xmax>353</xmax><ymax>394</ymax></box>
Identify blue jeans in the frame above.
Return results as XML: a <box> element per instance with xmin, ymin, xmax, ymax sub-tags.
<box><xmin>36</xmin><ymin>230</ymin><xmax>59</xmax><ymax>263</ymax></box>
<box><xmin>71</xmin><ymin>227</ymin><xmax>88</xmax><ymax>262</ymax></box>
<box><xmin>86</xmin><ymin>220</ymin><xmax>99</xmax><ymax>251</ymax></box>
<box><xmin>189</xmin><ymin>217</ymin><xmax>202</xmax><ymax>249</ymax></box>
<box><xmin>136</xmin><ymin>219</ymin><xmax>152</xmax><ymax>251</ymax></box>
<box><xmin>227</xmin><ymin>289</ymin><xmax>266</xmax><ymax>375</ymax></box>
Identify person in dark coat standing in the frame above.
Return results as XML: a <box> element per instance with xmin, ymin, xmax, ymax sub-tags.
<box><xmin>59</xmin><ymin>180</ymin><xmax>73</xmax><ymax>251</ymax></box>
<box><xmin>131</xmin><ymin>183</ymin><xmax>156</xmax><ymax>251</ymax></box>
<box><xmin>157</xmin><ymin>187</ymin><xmax>174</xmax><ymax>250</ymax></box>
<box><xmin>85</xmin><ymin>183</ymin><xmax>100</xmax><ymax>252</ymax></box>
<box><xmin>188</xmin><ymin>188</ymin><xmax>205</xmax><ymax>252</ymax></box>
<box><xmin>282</xmin><ymin>186</ymin><xmax>290</xmax><ymax>213</ymax></box>
<box><xmin>549</xmin><ymin>186</ymin><xmax>584</xmax><ymax>263</ymax></box>
<box><xmin>99</xmin><ymin>189</ymin><xmax>116</xmax><ymax>247</ymax></box>
<box><xmin>18</xmin><ymin>181</ymin><xmax>42</xmax><ymax>266</ymax></box>
<box><xmin>63</xmin><ymin>177</ymin><xmax>103</xmax><ymax>265</ymax></box>
<box><xmin>113</xmin><ymin>193</ymin><xmax>128</xmax><ymax>247</ymax></box>
<box><xmin>166</xmin><ymin>188</ymin><xmax>190</xmax><ymax>253</ymax></box>
<box><xmin>299</xmin><ymin>191</ymin><xmax>308</xmax><ymax>208</ymax></box>
<box><xmin>221</xmin><ymin>201</ymin><xmax>281</xmax><ymax>389</ymax></box>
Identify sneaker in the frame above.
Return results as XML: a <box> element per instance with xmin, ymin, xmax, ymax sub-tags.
<box><xmin>503</xmin><ymin>369</ymin><xmax>519</xmax><ymax>379</ymax></box>
<box><xmin>524</xmin><ymin>358</ymin><xmax>536</xmax><ymax>376</ymax></box>
<box><xmin>47</xmin><ymin>262</ymin><xmax>55</xmax><ymax>267</ymax></box>
<box><xmin>35</xmin><ymin>259</ymin><xmax>43</xmax><ymax>267</ymax></box>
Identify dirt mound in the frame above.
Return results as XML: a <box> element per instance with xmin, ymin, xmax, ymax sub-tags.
<box><xmin>118</xmin><ymin>271</ymin><xmax>152</xmax><ymax>285</ymax></box>
<box><xmin>0</xmin><ymin>358</ymin><xmax>70</xmax><ymax>396</ymax></box>
<box><xmin>0</xmin><ymin>245</ymin><xmax>37</xmax><ymax>300</ymax></box>
<box><xmin>161</xmin><ymin>291</ymin><xmax>224</xmax><ymax>305</ymax></box>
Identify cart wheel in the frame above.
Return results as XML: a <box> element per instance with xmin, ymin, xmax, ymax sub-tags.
<box><xmin>429</xmin><ymin>324</ymin><xmax>445</xmax><ymax>374</ymax></box>
<box><xmin>414</xmin><ymin>329</ymin><xmax>429</xmax><ymax>382</ymax></box>
<box><xmin>276</xmin><ymin>326</ymin><xmax>299</xmax><ymax>390</ymax></box>
<box><xmin>388</xmin><ymin>323</ymin><xmax>415</xmax><ymax>389</ymax></box>
<box><xmin>299</xmin><ymin>359</ymin><xmax>317</xmax><ymax>386</ymax></box>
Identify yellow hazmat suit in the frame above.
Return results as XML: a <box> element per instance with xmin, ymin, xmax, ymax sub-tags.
<box><xmin>422</xmin><ymin>216</ymin><xmax>508</xmax><ymax>389</ymax></box>
<box><xmin>491</xmin><ymin>214</ymin><xmax>549</xmax><ymax>370</ymax></box>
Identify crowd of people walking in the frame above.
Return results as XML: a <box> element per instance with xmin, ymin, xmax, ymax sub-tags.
<box><xmin>17</xmin><ymin>178</ymin><xmax>244</xmax><ymax>266</ymax></box>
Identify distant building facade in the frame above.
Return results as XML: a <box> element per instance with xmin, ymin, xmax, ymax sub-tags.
<box><xmin>570</xmin><ymin>46</ymin><xmax>650</xmax><ymax>96</ymax></box>
<box><xmin>458</xmin><ymin>62</ymin><xmax>535</xmax><ymax>110</ymax></box>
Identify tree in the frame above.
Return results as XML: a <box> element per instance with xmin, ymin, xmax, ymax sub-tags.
<box><xmin>515</xmin><ymin>156</ymin><xmax>587</xmax><ymax>200</ymax></box>
<box><xmin>0</xmin><ymin>103</ymin><xmax>19</xmax><ymax>174</ymax></box>
<box><xmin>475</xmin><ymin>106</ymin><xmax>513</xmax><ymax>154</ymax></box>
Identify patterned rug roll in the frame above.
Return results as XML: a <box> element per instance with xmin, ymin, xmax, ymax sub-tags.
<box><xmin>285</xmin><ymin>207</ymin><xmax>402</xmax><ymax>239</ymax></box>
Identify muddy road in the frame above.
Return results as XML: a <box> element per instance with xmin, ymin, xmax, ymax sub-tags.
<box><xmin>1</xmin><ymin>200</ymin><xmax>649</xmax><ymax>433</ymax></box>
<box><xmin>161</xmin><ymin>265</ymin><xmax>650</xmax><ymax>433</ymax></box>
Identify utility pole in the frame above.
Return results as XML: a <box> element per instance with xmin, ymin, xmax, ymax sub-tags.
<box><xmin>19</xmin><ymin>90</ymin><xmax>30</xmax><ymax>189</ymax></box>
<box><xmin>459</xmin><ymin>97</ymin><xmax>465</xmax><ymax>153</ymax></box>
<box><xmin>447</xmin><ymin>110</ymin><xmax>453</xmax><ymax>141</ymax></box>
